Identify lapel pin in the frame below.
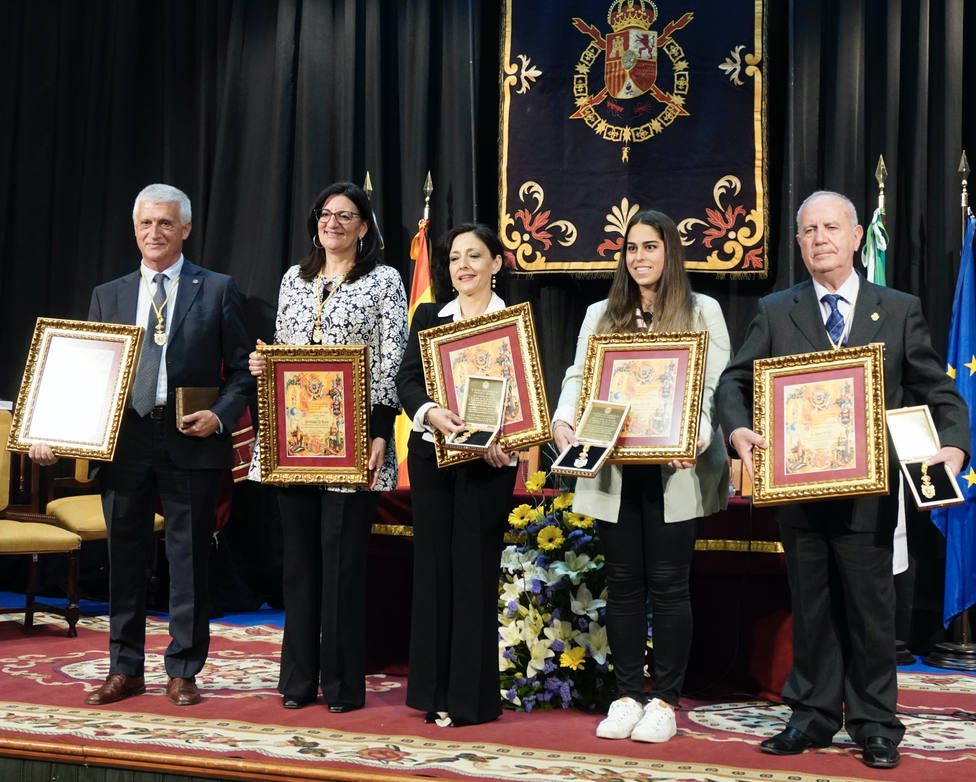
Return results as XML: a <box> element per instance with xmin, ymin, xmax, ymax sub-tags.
<box><xmin>193</xmin><ymin>279</ymin><xmax>200</xmax><ymax>284</ymax></box>
<box><xmin>871</xmin><ymin>312</ymin><xmax>879</xmax><ymax>321</ymax></box>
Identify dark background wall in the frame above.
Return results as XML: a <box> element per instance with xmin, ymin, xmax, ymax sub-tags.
<box><xmin>2</xmin><ymin>0</ymin><xmax>975</xmax><ymax>649</ymax></box>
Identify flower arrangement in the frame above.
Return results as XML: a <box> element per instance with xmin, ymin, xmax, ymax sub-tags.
<box><xmin>498</xmin><ymin>469</ymin><xmax>616</xmax><ymax>711</ymax></box>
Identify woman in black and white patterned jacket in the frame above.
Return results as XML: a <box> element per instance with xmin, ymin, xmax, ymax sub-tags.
<box><xmin>248</xmin><ymin>182</ymin><xmax>407</xmax><ymax>713</ymax></box>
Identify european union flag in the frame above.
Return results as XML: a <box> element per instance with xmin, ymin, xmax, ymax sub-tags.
<box><xmin>931</xmin><ymin>210</ymin><xmax>976</xmax><ymax>627</ymax></box>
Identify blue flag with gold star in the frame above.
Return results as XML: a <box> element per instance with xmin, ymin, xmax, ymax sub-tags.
<box><xmin>931</xmin><ymin>210</ymin><xmax>976</xmax><ymax>627</ymax></box>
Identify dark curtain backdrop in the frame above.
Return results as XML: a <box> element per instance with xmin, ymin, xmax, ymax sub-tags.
<box><xmin>1</xmin><ymin>1</ymin><xmax>975</xmax><ymax>641</ymax></box>
<box><xmin>2</xmin><ymin>1</ymin><xmax>975</xmax><ymax>400</ymax></box>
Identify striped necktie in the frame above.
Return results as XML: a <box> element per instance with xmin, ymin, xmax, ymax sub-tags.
<box><xmin>130</xmin><ymin>273</ymin><xmax>167</xmax><ymax>416</ymax></box>
<box><xmin>822</xmin><ymin>293</ymin><xmax>845</xmax><ymax>346</ymax></box>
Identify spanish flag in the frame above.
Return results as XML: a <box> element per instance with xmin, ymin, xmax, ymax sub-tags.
<box><xmin>395</xmin><ymin>217</ymin><xmax>434</xmax><ymax>488</ymax></box>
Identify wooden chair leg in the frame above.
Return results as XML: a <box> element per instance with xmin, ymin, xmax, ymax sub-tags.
<box><xmin>65</xmin><ymin>549</ymin><xmax>80</xmax><ymax>637</ymax></box>
<box><xmin>25</xmin><ymin>553</ymin><xmax>38</xmax><ymax>631</ymax></box>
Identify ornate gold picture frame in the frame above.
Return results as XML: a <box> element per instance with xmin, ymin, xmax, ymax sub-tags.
<box><xmin>576</xmin><ymin>331</ymin><xmax>708</xmax><ymax>463</ymax></box>
<box><xmin>418</xmin><ymin>302</ymin><xmax>551</xmax><ymax>467</ymax></box>
<box><xmin>256</xmin><ymin>344</ymin><xmax>370</xmax><ymax>485</ymax></box>
<box><xmin>752</xmin><ymin>343</ymin><xmax>888</xmax><ymax>506</ymax></box>
<box><xmin>8</xmin><ymin>318</ymin><xmax>143</xmax><ymax>460</ymax></box>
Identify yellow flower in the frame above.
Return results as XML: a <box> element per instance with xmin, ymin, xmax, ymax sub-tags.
<box><xmin>559</xmin><ymin>646</ymin><xmax>586</xmax><ymax>671</ymax></box>
<box><xmin>524</xmin><ymin>470</ymin><xmax>547</xmax><ymax>494</ymax></box>
<box><xmin>564</xmin><ymin>511</ymin><xmax>594</xmax><ymax>529</ymax></box>
<box><xmin>508</xmin><ymin>503</ymin><xmax>535</xmax><ymax>529</ymax></box>
<box><xmin>537</xmin><ymin>525</ymin><xmax>565</xmax><ymax>551</ymax></box>
<box><xmin>551</xmin><ymin>491</ymin><xmax>574</xmax><ymax>510</ymax></box>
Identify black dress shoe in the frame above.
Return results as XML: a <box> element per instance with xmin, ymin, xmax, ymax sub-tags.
<box><xmin>861</xmin><ymin>736</ymin><xmax>899</xmax><ymax>768</ymax></box>
<box><xmin>759</xmin><ymin>727</ymin><xmax>825</xmax><ymax>755</ymax></box>
<box><xmin>328</xmin><ymin>702</ymin><xmax>361</xmax><ymax>713</ymax></box>
<box><xmin>282</xmin><ymin>695</ymin><xmax>313</xmax><ymax>709</ymax></box>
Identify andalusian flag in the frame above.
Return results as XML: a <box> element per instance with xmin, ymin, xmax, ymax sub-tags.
<box><xmin>395</xmin><ymin>218</ymin><xmax>433</xmax><ymax>488</ymax></box>
<box><xmin>861</xmin><ymin>206</ymin><xmax>888</xmax><ymax>286</ymax></box>
<box><xmin>931</xmin><ymin>210</ymin><xmax>976</xmax><ymax>626</ymax></box>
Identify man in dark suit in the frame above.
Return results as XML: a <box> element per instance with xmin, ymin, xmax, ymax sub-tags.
<box><xmin>32</xmin><ymin>184</ymin><xmax>253</xmax><ymax>706</ymax></box>
<box><xmin>716</xmin><ymin>191</ymin><xmax>969</xmax><ymax>769</ymax></box>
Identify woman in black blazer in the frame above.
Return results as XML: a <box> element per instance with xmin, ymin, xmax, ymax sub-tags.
<box><xmin>395</xmin><ymin>223</ymin><xmax>517</xmax><ymax>727</ymax></box>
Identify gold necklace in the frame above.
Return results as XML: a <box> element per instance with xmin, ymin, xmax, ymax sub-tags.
<box><xmin>312</xmin><ymin>272</ymin><xmax>347</xmax><ymax>343</ymax></box>
<box><xmin>141</xmin><ymin>272</ymin><xmax>180</xmax><ymax>346</ymax></box>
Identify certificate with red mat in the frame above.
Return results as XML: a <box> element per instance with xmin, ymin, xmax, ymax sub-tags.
<box><xmin>418</xmin><ymin>302</ymin><xmax>550</xmax><ymax>467</ymax></box>
<box><xmin>752</xmin><ymin>343</ymin><xmax>888</xmax><ymax>506</ymax></box>
<box><xmin>256</xmin><ymin>344</ymin><xmax>369</xmax><ymax>485</ymax></box>
<box><xmin>575</xmin><ymin>331</ymin><xmax>708</xmax><ymax>463</ymax></box>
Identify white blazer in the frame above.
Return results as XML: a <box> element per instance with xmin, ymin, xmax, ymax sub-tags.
<box><xmin>552</xmin><ymin>294</ymin><xmax>731</xmax><ymax>523</ymax></box>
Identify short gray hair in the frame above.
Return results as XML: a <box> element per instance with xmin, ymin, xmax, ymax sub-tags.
<box><xmin>795</xmin><ymin>190</ymin><xmax>858</xmax><ymax>231</ymax></box>
<box><xmin>132</xmin><ymin>184</ymin><xmax>192</xmax><ymax>224</ymax></box>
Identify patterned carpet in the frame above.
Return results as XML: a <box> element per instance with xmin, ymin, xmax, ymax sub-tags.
<box><xmin>1</xmin><ymin>613</ymin><xmax>975</xmax><ymax>781</ymax></box>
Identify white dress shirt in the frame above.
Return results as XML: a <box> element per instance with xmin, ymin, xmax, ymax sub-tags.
<box><xmin>136</xmin><ymin>256</ymin><xmax>183</xmax><ymax>406</ymax></box>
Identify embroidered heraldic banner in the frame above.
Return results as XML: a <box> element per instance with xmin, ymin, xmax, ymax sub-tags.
<box><xmin>499</xmin><ymin>0</ymin><xmax>767</xmax><ymax>276</ymax></box>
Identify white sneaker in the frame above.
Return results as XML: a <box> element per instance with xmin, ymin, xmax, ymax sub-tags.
<box><xmin>596</xmin><ymin>697</ymin><xmax>645</xmax><ymax>739</ymax></box>
<box><xmin>630</xmin><ymin>698</ymin><xmax>677</xmax><ymax>743</ymax></box>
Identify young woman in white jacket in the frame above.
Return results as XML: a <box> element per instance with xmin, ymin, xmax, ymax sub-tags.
<box><xmin>552</xmin><ymin>209</ymin><xmax>731</xmax><ymax>743</ymax></box>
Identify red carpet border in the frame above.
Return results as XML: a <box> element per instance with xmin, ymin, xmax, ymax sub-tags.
<box><xmin>0</xmin><ymin>614</ymin><xmax>975</xmax><ymax>781</ymax></box>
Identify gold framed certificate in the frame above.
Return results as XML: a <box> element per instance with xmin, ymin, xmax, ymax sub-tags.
<box><xmin>551</xmin><ymin>399</ymin><xmax>630</xmax><ymax>478</ymax></box>
<box><xmin>8</xmin><ymin>318</ymin><xmax>143</xmax><ymax>460</ymax></box>
<box><xmin>752</xmin><ymin>343</ymin><xmax>889</xmax><ymax>506</ymax></box>
<box><xmin>886</xmin><ymin>405</ymin><xmax>964</xmax><ymax>509</ymax></box>
<box><xmin>576</xmin><ymin>331</ymin><xmax>708</xmax><ymax>463</ymax></box>
<box><xmin>445</xmin><ymin>374</ymin><xmax>508</xmax><ymax>452</ymax></box>
<box><xmin>419</xmin><ymin>302</ymin><xmax>550</xmax><ymax>467</ymax></box>
<box><xmin>256</xmin><ymin>344</ymin><xmax>370</xmax><ymax>485</ymax></box>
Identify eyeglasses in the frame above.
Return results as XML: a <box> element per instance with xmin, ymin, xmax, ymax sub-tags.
<box><xmin>317</xmin><ymin>209</ymin><xmax>361</xmax><ymax>226</ymax></box>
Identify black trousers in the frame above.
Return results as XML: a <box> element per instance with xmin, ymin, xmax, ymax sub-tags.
<box><xmin>779</xmin><ymin>507</ymin><xmax>905</xmax><ymax>745</ymax></box>
<box><xmin>275</xmin><ymin>486</ymin><xmax>376</xmax><ymax>707</ymax></box>
<box><xmin>597</xmin><ymin>465</ymin><xmax>698</xmax><ymax>707</ymax></box>
<box><xmin>406</xmin><ymin>448</ymin><xmax>516</xmax><ymax>726</ymax></box>
<box><xmin>101</xmin><ymin>413</ymin><xmax>220</xmax><ymax>678</ymax></box>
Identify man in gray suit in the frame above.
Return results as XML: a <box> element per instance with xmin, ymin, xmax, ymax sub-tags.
<box><xmin>32</xmin><ymin>184</ymin><xmax>253</xmax><ymax>707</ymax></box>
<box><xmin>716</xmin><ymin>190</ymin><xmax>968</xmax><ymax>770</ymax></box>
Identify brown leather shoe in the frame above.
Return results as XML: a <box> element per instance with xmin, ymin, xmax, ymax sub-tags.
<box><xmin>166</xmin><ymin>676</ymin><xmax>201</xmax><ymax>706</ymax></box>
<box><xmin>84</xmin><ymin>674</ymin><xmax>146</xmax><ymax>705</ymax></box>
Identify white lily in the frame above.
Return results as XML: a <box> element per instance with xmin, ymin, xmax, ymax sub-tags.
<box><xmin>498</xmin><ymin>619</ymin><xmax>523</xmax><ymax>648</ymax></box>
<box><xmin>499</xmin><ymin>579</ymin><xmax>523</xmax><ymax>606</ymax></box>
<box><xmin>570</xmin><ymin>583</ymin><xmax>606</xmax><ymax>620</ymax></box>
<box><xmin>525</xmin><ymin>637</ymin><xmax>555</xmax><ymax>678</ymax></box>
<box><xmin>579</xmin><ymin>620</ymin><xmax>610</xmax><ymax>665</ymax></box>
<box><xmin>550</xmin><ymin>551</ymin><xmax>595</xmax><ymax>583</ymax></box>
<box><xmin>520</xmin><ymin>607</ymin><xmax>545</xmax><ymax>643</ymax></box>
<box><xmin>543</xmin><ymin>618</ymin><xmax>574</xmax><ymax>645</ymax></box>
<box><xmin>500</xmin><ymin>545</ymin><xmax>531</xmax><ymax>572</ymax></box>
